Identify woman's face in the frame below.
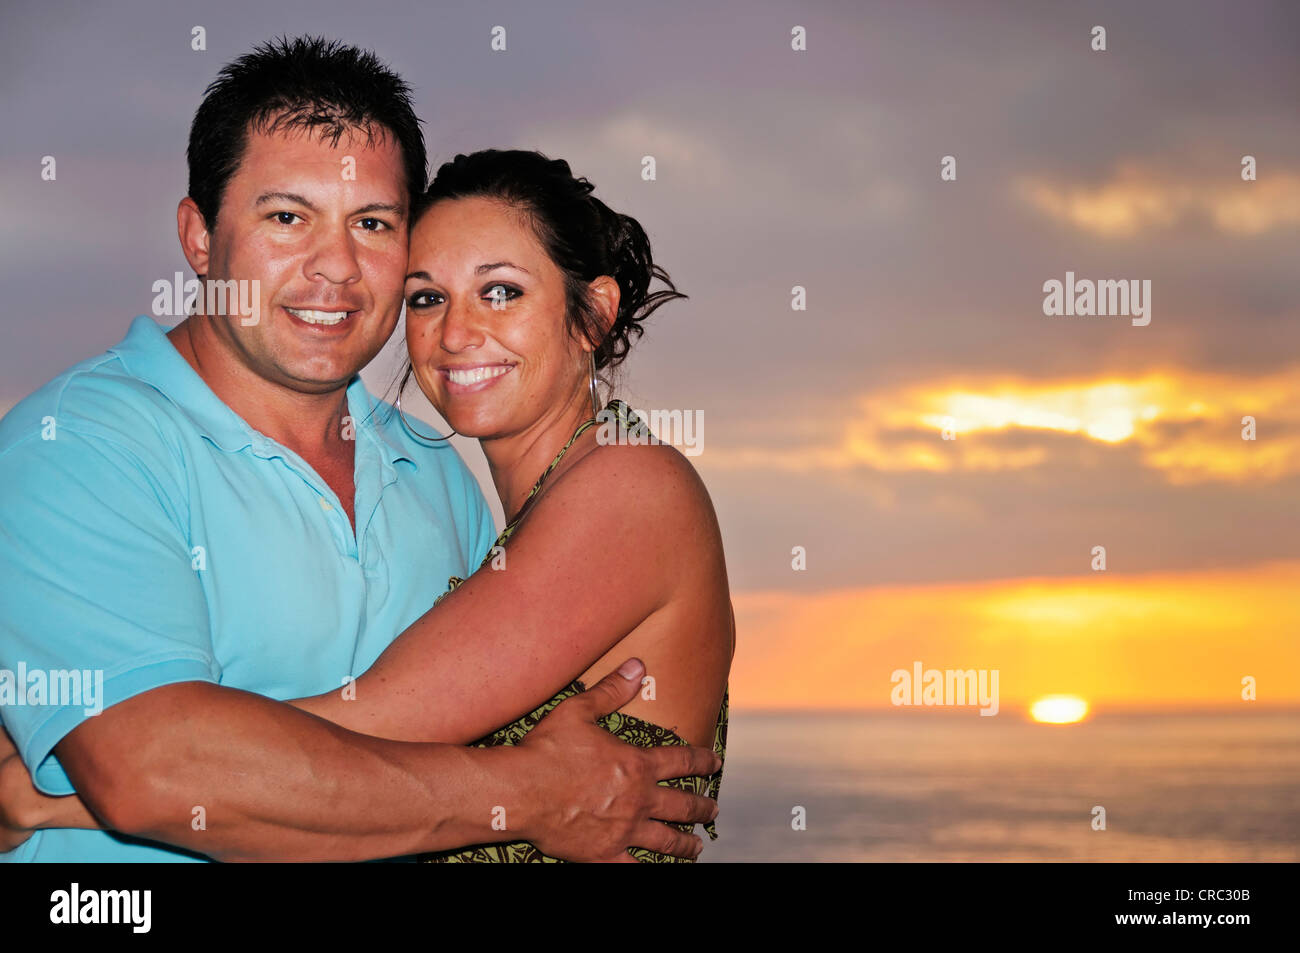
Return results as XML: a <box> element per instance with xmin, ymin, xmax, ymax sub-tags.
<box><xmin>404</xmin><ymin>196</ymin><xmax>586</xmax><ymax>439</ymax></box>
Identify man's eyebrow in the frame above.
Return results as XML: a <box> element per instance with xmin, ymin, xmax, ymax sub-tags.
<box><xmin>254</xmin><ymin>194</ymin><xmax>406</xmax><ymax>219</ymax></box>
<box><xmin>255</xmin><ymin>191</ymin><xmax>319</xmax><ymax>211</ymax></box>
<box><xmin>475</xmin><ymin>261</ymin><xmax>530</xmax><ymax>275</ymax></box>
<box><xmin>354</xmin><ymin>202</ymin><xmax>407</xmax><ymax>219</ymax></box>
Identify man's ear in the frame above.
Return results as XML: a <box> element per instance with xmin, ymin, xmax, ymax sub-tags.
<box><xmin>583</xmin><ymin>275</ymin><xmax>621</xmax><ymax>352</ymax></box>
<box><xmin>177</xmin><ymin>198</ymin><xmax>211</xmax><ymax>276</ymax></box>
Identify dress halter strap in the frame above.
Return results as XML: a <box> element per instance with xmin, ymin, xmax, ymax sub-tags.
<box><xmin>438</xmin><ymin>399</ymin><xmax>645</xmax><ymax>598</ymax></box>
<box><xmin>501</xmin><ymin>398</ymin><xmax>642</xmax><ymax>539</ymax></box>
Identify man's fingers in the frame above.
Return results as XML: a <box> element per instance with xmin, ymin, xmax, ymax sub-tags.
<box><xmin>630</xmin><ymin>821</ymin><xmax>703</xmax><ymax>860</ymax></box>
<box><xmin>644</xmin><ymin>741</ymin><xmax>721</xmax><ymax>781</ymax></box>
<box><xmin>568</xmin><ymin>658</ymin><xmax>645</xmax><ymax>721</ymax></box>
<box><xmin>649</xmin><ymin>786</ymin><xmax>718</xmax><ymax>826</ymax></box>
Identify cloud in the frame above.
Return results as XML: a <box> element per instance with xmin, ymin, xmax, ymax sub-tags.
<box><xmin>521</xmin><ymin>99</ymin><xmax>916</xmax><ymax>230</ymax></box>
<box><xmin>1013</xmin><ymin>161</ymin><xmax>1300</xmax><ymax>238</ymax></box>
<box><xmin>699</xmin><ymin>367</ymin><xmax>1300</xmax><ymax>485</ymax></box>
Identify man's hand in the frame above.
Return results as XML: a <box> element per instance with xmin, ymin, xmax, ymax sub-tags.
<box><xmin>514</xmin><ymin>658</ymin><xmax>721</xmax><ymax>862</ymax></box>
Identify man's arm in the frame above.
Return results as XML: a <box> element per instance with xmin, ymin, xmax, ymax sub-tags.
<box><xmin>50</xmin><ymin>661</ymin><xmax>719</xmax><ymax>862</ymax></box>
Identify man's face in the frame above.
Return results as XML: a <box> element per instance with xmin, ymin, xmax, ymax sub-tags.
<box><xmin>198</xmin><ymin>124</ymin><xmax>409</xmax><ymax>393</ymax></box>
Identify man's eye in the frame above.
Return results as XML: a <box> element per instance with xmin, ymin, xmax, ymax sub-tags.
<box><xmin>273</xmin><ymin>212</ymin><xmax>301</xmax><ymax>225</ymax></box>
<box><xmin>358</xmin><ymin>217</ymin><xmax>389</xmax><ymax>231</ymax></box>
<box><xmin>408</xmin><ymin>291</ymin><xmax>444</xmax><ymax>309</ymax></box>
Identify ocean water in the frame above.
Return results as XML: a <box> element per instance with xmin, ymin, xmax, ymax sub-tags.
<box><xmin>700</xmin><ymin>708</ymin><xmax>1300</xmax><ymax>862</ymax></box>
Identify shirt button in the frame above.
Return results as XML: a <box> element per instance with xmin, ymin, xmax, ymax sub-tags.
<box><xmin>319</xmin><ymin>498</ymin><xmax>334</xmax><ymax>511</ymax></box>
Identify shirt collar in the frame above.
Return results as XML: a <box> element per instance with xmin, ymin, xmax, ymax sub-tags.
<box><xmin>344</xmin><ymin>377</ymin><xmax>420</xmax><ymax>470</ymax></box>
<box><xmin>109</xmin><ymin>315</ymin><xmax>417</xmax><ymax>469</ymax></box>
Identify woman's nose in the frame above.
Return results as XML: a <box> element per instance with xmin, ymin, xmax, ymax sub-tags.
<box><xmin>439</xmin><ymin>296</ymin><xmax>486</xmax><ymax>352</ymax></box>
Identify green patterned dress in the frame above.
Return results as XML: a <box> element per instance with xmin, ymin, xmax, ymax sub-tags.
<box><xmin>419</xmin><ymin>400</ymin><xmax>729</xmax><ymax>863</ymax></box>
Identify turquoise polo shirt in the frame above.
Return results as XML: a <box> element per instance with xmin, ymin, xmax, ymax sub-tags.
<box><xmin>0</xmin><ymin>315</ymin><xmax>496</xmax><ymax>862</ymax></box>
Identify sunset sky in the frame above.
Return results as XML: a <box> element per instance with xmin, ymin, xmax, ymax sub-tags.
<box><xmin>2</xmin><ymin>1</ymin><xmax>1297</xmax><ymax>715</ymax></box>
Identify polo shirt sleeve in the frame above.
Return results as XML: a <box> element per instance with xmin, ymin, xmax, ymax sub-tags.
<box><xmin>0</xmin><ymin>428</ymin><xmax>220</xmax><ymax>795</ymax></box>
<box><xmin>445</xmin><ymin>445</ymin><xmax>497</xmax><ymax>570</ymax></box>
<box><xmin>469</xmin><ymin>476</ymin><xmax>498</xmax><ymax>569</ymax></box>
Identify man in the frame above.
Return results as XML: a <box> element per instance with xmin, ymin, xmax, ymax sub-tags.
<box><xmin>0</xmin><ymin>36</ymin><xmax>718</xmax><ymax>862</ymax></box>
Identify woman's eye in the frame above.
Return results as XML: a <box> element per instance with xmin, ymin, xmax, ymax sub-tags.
<box><xmin>484</xmin><ymin>284</ymin><xmax>521</xmax><ymax>306</ymax></box>
<box><xmin>407</xmin><ymin>291</ymin><xmax>444</xmax><ymax>309</ymax></box>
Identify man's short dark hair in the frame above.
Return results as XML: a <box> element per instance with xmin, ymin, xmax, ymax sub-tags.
<box><xmin>187</xmin><ymin>35</ymin><xmax>427</xmax><ymax>233</ymax></box>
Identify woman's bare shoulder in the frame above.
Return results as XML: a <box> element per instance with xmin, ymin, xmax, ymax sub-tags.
<box><xmin>562</xmin><ymin>438</ymin><xmax>718</xmax><ymax>531</ymax></box>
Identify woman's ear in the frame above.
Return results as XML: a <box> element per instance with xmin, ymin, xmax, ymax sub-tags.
<box><xmin>583</xmin><ymin>275</ymin><xmax>621</xmax><ymax>352</ymax></box>
<box><xmin>177</xmin><ymin>197</ymin><xmax>212</xmax><ymax>277</ymax></box>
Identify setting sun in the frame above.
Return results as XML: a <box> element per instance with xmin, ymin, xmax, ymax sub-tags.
<box><xmin>1030</xmin><ymin>695</ymin><xmax>1090</xmax><ymax>724</ymax></box>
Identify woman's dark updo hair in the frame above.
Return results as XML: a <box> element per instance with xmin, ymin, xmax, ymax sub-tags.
<box><xmin>413</xmin><ymin>149</ymin><xmax>687</xmax><ymax>372</ymax></box>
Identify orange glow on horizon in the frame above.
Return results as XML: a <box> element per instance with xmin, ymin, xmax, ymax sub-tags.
<box><xmin>729</xmin><ymin>561</ymin><xmax>1300</xmax><ymax>711</ymax></box>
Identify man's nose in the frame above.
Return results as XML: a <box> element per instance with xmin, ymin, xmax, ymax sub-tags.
<box><xmin>303</xmin><ymin>226</ymin><xmax>362</xmax><ymax>286</ymax></box>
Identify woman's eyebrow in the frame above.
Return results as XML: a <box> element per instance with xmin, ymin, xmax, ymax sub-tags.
<box><xmin>475</xmin><ymin>261</ymin><xmax>530</xmax><ymax>275</ymax></box>
<box><xmin>404</xmin><ymin>262</ymin><xmax>532</xmax><ymax>282</ymax></box>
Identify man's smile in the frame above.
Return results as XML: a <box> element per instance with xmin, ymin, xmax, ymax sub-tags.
<box><xmin>282</xmin><ymin>305</ymin><xmax>364</xmax><ymax>331</ymax></box>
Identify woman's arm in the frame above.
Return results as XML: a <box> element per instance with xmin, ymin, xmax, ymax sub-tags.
<box><xmin>292</xmin><ymin>443</ymin><xmax>709</xmax><ymax>744</ymax></box>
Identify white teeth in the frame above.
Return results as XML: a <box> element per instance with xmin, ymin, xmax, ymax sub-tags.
<box><xmin>447</xmin><ymin>365</ymin><xmax>513</xmax><ymax>386</ymax></box>
<box><xmin>288</xmin><ymin>308</ymin><xmax>349</xmax><ymax>325</ymax></box>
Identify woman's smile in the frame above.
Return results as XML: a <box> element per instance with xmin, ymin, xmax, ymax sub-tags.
<box><xmin>438</xmin><ymin>361</ymin><xmax>517</xmax><ymax>395</ymax></box>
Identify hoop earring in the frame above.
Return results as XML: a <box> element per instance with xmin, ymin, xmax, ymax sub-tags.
<box><xmin>396</xmin><ymin>392</ymin><xmax>455</xmax><ymax>443</ymax></box>
<box><xmin>588</xmin><ymin>351</ymin><xmax>601</xmax><ymax>419</ymax></box>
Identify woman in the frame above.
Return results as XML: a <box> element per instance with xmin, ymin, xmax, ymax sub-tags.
<box><xmin>0</xmin><ymin>149</ymin><xmax>734</xmax><ymax>863</ymax></box>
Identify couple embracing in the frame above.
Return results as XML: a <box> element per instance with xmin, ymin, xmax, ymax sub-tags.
<box><xmin>0</xmin><ymin>35</ymin><xmax>732</xmax><ymax>863</ymax></box>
